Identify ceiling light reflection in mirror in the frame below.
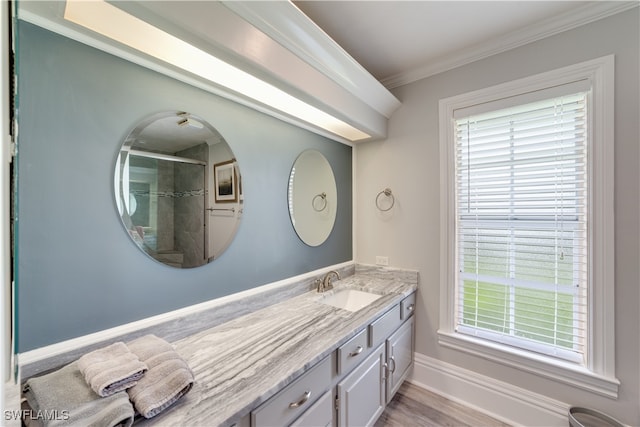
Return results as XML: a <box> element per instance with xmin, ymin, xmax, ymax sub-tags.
<box><xmin>63</xmin><ymin>0</ymin><xmax>370</xmax><ymax>142</ymax></box>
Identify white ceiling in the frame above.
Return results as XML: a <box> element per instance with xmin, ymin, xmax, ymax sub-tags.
<box><xmin>294</xmin><ymin>1</ymin><xmax>633</xmax><ymax>88</ymax></box>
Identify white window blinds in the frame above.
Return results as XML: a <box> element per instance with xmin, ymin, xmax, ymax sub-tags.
<box><xmin>454</xmin><ymin>91</ymin><xmax>588</xmax><ymax>364</ymax></box>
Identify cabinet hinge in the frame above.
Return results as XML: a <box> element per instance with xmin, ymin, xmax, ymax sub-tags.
<box><xmin>334</xmin><ymin>394</ymin><xmax>339</xmax><ymax>411</ymax></box>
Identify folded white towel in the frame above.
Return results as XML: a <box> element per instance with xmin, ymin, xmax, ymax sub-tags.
<box><xmin>77</xmin><ymin>342</ymin><xmax>147</xmax><ymax>397</ymax></box>
<box><xmin>126</xmin><ymin>335</ymin><xmax>194</xmax><ymax>418</ymax></box>
<box><xmin>23</xmin><ymin>361</ymin><xmax>134</xmax><ymax>427</ymax></box>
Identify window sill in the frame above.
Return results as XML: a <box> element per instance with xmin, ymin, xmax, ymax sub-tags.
<box><xmin>437</xmin><ymin>330</ymin><xmax>620</xmax><ymax>399</ymax></box>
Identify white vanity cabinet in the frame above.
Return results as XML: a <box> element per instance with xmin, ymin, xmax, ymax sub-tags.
<box><xmin>250</xmin><ymin>291</ymin><xmax>416</xmax><ymax>427</ymax></box>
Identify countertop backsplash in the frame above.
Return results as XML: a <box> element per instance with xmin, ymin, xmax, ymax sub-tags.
<box><xmin>18</xmin><ymin>263</ymin><xmax>418</xmax><ymax>422</ymax></box>
<box><xmin>20</xmin><ymin>263</ymin><xmax>416</xmax><ymax>380</ymax></box>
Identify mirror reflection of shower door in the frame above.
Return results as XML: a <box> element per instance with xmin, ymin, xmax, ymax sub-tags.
<box><xmin>127</xmin><ymin>152</ymin><xmax>207</xmax><ymax>268</ymax></box>
<box><xmin>173</xmin><ymin>160</ymin><xmax>207</xmax><ymax>268</ymax></box>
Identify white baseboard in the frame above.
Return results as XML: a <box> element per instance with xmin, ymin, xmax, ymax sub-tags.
<box><xmin>408</xmin><ymin>352</ymin><xmax>570</xmax><ymax>426</ymax></box>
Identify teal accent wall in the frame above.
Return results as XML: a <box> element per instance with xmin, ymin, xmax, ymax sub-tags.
<box><xmin>16</xmin><ymin>22</ymin><xmax>352</xmax><ymax>351</ymax></box>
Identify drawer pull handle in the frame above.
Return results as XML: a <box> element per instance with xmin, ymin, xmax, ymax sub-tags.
<box><xmin>289</xmin><ymin>391</ymin><xmax>311</xmax><ymax>408</ymax></box>
<box><xmin>382</xmin><ymin>362</ymin><xmax>388</xmax><ymax>381</ymax></box>
<box><xmin>389</xmin><ymin>355</ymin><xmax>397</xmax><ymax>373</ymax></box>
<box><xmin>407</xmin><ymin>304</ymin><xmax>415</xmax><ymax>312</ymax></box>
<box><xmin>348</xmin><ymin>346</ymin><xmax>363</xmax><ymax>357</ymax></box>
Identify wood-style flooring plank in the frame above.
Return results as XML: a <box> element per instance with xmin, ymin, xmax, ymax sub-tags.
<box><xmin>375</xmin><ymin>382</ymin><xmax>511</xmax><ymax>427</ymax></box>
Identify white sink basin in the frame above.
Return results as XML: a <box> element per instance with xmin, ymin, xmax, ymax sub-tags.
<box><xmin>319</xmin><ymin>289</ymin><xmax>382</xmax><ymax>312</ymax></box>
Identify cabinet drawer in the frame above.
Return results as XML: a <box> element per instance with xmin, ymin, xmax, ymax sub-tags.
<box><xmin>400</xmin><ymin>293</ymin><xmax>416</xmax><ymax>320</ymax></box>
<box><xmin>229</xmin><ymin>414</ymin><xmax>250</xmax><ymax>427</ymax></box>
<box><xmin>337</xmin><ymin>328</ymin><xmax>369</xmax><ymax>376</ymax></box>
<box><xmin>252</xmin><ymin>355</ymin><xmax>333</xmax><ymax>427</ymax></box>
<box><xmin>290</xmin><ymin>389</ymin><xmax>334</xmax><ymax>427</ymax></box>
<box><xmin>368</xmin><ymin>304</ymin><xmax>401</xmax><ymax>347</ymax></box>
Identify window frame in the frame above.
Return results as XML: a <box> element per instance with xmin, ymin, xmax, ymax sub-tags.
<box><xmin>455</xmin><ymin>91</ymin><xmax>589</xmax><ymax>365</ymax></box>
<box><xmin>438</xmin><ymin>55</ymin><xmax>619</xmax><ymax>398</ymax></box>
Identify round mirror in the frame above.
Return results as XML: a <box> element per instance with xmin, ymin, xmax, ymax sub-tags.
<box><xmin>115</xmin><ymin>111</ymin><xmax>242</xmax><ymax>268</ymax></box>
<box><xmin>288</xmin><ymin>150</ymin><xmax>337</xmax><ymax>246</ymax></box>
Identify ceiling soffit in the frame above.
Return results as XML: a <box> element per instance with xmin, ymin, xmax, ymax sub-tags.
<box><xmin>17</xmin><ymin>0</ymin><xmax>401</xmax><ymax>144</ymax></box>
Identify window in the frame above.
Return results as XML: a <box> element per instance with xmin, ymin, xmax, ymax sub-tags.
<box><xmin>438</xmin><ymin>56</ymin><xmax>618</xmax><ymax>397</ymax></box>
<box><xmin>456</xmin><ymin>91</ymin><xmax>588</xmax><ymax>364</ymax></box>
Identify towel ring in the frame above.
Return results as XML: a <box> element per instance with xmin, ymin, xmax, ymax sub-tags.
<box><xmin>376</xmin><ymin>188</ymin><xmax>395</xmax><ymax>211</ymax></box>
<box><xmin>312</xmin><ymin>192</ymin><xmax>327</xmax><ymax>212</ymax></box>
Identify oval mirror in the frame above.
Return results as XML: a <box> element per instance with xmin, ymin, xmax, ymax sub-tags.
<box><xmin>288</xmin><ymin>150</ymin><xmax>337</xmax><ymax>246</ymax></box>
<box><xmin>115</xmin><ymin>111</ymin><xmax>242</xmax><ymax>268</ymax></box>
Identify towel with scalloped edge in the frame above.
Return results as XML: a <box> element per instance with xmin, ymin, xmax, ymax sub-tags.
<box><xmin>126</xmin><ymin>334</ymin><xmax>194</xmax><ymax>419</ymax></box>
<box><xmin>77</xmin><ymin>341</ymin><xmax>148</xmax><ymax>397</ymax></box>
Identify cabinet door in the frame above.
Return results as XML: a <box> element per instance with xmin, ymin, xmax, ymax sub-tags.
<box><xmin>337</xmin><ymin>343</ymin><xmax>386</xmax><ymax>427</ymax></box>
<box><xmin>386</xmin><ymin>316</ymin><xmax>414</xmax><ymax>403</ymax></box>
<box><xmin>291</xmin><ymin>389</ymin><xmax>334</xmax><ymax>427</ymax></box>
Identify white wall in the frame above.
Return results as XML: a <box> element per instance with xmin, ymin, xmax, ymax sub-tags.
<box><xmin>355</xmin><ymin>8</ymin><xmax>639</xmax><ymax>425</ymax></box>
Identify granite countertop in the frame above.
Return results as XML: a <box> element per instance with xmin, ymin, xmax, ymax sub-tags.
<box><xmin>138</xmin><ymin>268</ymin><xmax>417</xmax><ymax>427</ymax></box>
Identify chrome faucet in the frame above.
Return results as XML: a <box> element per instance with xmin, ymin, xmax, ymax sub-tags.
<box><xmin>317</xmin><ymin>270</ymin><xmax>340</xmax><ymax>293</ymax></box>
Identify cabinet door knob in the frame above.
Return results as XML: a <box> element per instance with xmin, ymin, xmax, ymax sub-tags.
<box><xmin>348</xmin><ymin>346</ymin><xmax>363</xmax><ymax>357</ymax></box>
<box><xmin>407</xmin><ymin>304</ymin><xmax>415</xmax><ymax>312</ymax></box>
<box><xmin>289</xmin><ymin>391</ymin><xmax>311</xmax><ymax>408</ymax></box>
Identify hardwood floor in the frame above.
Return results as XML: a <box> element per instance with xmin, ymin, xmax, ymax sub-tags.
<box><xmin>375</xmin><ymin>382</ymin><xmax>511</xmax><ymax>427</ymax></box>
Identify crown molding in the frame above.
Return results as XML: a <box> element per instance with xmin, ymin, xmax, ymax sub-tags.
<box><xmin>381</xmin><ymin>1</ymin><xmax>639</xmax><ymax>89</ymax></box>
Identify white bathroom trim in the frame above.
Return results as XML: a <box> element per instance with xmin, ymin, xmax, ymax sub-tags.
<box><xmin>381</xmin><ymin>1</ymin><xmax>637</xmax><ymax>89</ymax></box>
<box><xmin>1</xmin><ymin>0</ymin><xmax>13</xmax><ymax>419</ymax></box>
<box><xmin>408</xmin><ymin>352</ymin><xmax>570</xmax><ymax>426</ymax></box>
<box><xmin>18</xmin><ymin>260</ymin><xmax>355</xmax><ymax>378</ymax></box>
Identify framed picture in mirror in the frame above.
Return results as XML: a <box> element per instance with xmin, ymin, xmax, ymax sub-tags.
<box><xmin>214</xmin><ymin>160</ymin><xmax>237</xmax><ymax>203</ymax></box>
